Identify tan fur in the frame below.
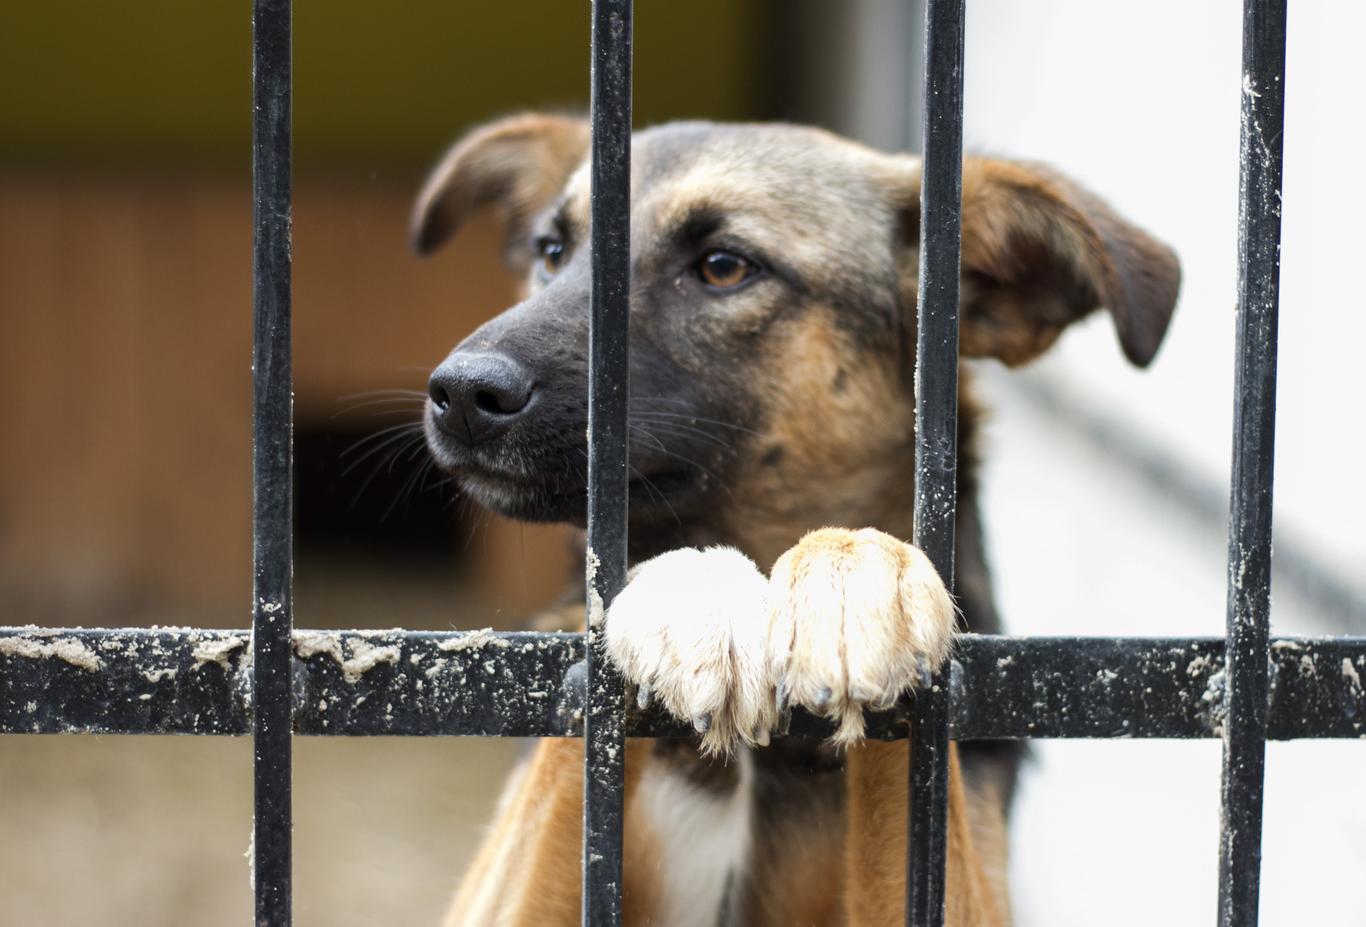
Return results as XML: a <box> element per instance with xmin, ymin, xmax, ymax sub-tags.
<box><xmin>742</xmin><ymin>810</ymin><xmax>844</xmax><ymax>927</ymax></box>
<box><xmin>442</xmin><ymin>738</ymin><xmax>664</xmax><ymax>927</ymax></box>
<box><xmin>638</xmin><ymin>140</ymin><xmax>897</xmax><ymax>291</ymax></box>
<box><xmin>726</xmin><ymin>312</ymin><xmax>917</xmax><ymax>569</ymax></box>
<box><xmin>766</xmin><ymin>528</ymin><xmax>956</xmax><ymax>743</ymax></box>
<box><xmin>843</xmin><ymin>742</ymin><xmax>1006</xmax><ymax>927</ymax></box>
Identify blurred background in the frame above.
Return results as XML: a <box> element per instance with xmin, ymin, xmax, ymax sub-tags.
<box><xmin>1</xmin><ymin>1</ymin><xmax>1361</xmax><ymax>925</ymax></box>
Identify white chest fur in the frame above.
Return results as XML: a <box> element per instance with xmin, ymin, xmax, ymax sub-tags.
<box><xmin>634</xmin><ymin>751</ymin><xmax>755</xmax><ymax>927</ymax></box>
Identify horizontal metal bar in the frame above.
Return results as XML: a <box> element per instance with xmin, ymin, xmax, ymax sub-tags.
<box><xmin>1</xmin><ymin>627</ymin><xmax>252</xmax><ymax>735</ymax></box>
<box><xmin>5</xmin><ymin>628</ymin><xmax>1362</xmax><ymax>740</ymax></box>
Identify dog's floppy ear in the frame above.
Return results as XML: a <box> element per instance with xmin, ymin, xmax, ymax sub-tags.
<box><xmin>898</xmin><ymin>158</ymin><xmax>1181</xmax><ymax>367</ymax></box>
<box><xmin>410</xmin><ymin>113</ymin><xmax>590</xmax><ymax>264</ymax></box>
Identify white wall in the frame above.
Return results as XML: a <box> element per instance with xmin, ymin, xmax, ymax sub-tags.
<box><xmin>978</xmin><ymin>372</ymin><xmax>1366</xmax><ymax>926</ymax></box>
<box><xmin>963</xmin><ymin>0</ymin><xmax>1366</xmax><ymax>588</ymax></box>
<box><xmin>959</xmin><ymin>3</ymin><xmax>1366</xmax><ymax>924</ymax></box>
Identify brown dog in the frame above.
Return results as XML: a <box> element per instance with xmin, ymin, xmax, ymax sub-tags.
<box><xmin>413</xmin><ymin>114</ymin><xmax>1180</xmax><ymax>926</ymax></box>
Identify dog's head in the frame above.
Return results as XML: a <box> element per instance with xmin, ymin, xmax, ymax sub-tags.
<box><xmin>413</xmin><ymin>115</ymin><xmax>1180</xmax><ymax>557</ymax></box>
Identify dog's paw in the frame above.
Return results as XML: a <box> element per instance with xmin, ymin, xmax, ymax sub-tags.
<box><xmin>606</xmin><ymin>546</ymin><xmax>773</xmax><ymax>755</ymax></box>
<box><xmin>767</xmin><ymin>527</ymin><xmax>956</xmax><ymax>744</ymax></box>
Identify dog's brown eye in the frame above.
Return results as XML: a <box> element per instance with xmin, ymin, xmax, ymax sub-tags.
<box><xmin>536</xmin><ymin>238</ymin><xmax>566</xmax><ymax>276</ymax></box>
<box><xmin>698</xmin><ymin>250</ymin><xmax>755</xmax><ymax>290</ymax></box>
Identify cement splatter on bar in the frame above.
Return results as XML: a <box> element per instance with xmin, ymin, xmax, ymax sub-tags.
<box><xmin>192</xmin><ymin>634</ymin><xmax>247</xmax><ymax>669</ymax></box>
<box><xmin>0</xmin><ymin>635</ymin><xmax>103</xmax><ymax>672</ymax></box>
<box><xmin>292</xmin><ymin>631</ymin><xmax>399</xmax><ymax>683</ymax></box>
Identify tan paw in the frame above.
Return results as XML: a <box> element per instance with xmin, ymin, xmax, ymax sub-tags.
<box><xmin>766</xmin><ymin>527</ymin><xmax>956</xmax><ymax>744</ymax></box>
<box><xmin>605</xmin><ymin>546</ymin><xmax>774</xmax><ymax>755</ymax></box>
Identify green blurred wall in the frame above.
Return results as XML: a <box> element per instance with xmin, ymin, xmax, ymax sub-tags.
<box><xmin>2</xmin><ymin>1</ymin><xmax>770</xmax><ymax>172</ymax></box>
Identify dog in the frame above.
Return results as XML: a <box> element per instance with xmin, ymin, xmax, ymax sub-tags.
<box><xmin>413</xmin><ymin>114</ymin><xmax>1180</xmax><ymax>926</ymax></box>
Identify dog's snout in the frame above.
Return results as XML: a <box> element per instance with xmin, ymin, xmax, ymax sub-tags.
<box><xmin>428</xmin><ymin>352</ymin><xmax>535</xmax><ymax>446</ymax></box>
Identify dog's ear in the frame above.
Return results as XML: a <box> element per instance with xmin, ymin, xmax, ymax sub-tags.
<box><xmin>897</xmin><ymin>158</ymin><xmax>1180</xmax><ymax>367</ymax></box>
<box><xmin>411</xmin><ymin>113</ymin><xmax>590</xmax><ymax>264</ymax></box>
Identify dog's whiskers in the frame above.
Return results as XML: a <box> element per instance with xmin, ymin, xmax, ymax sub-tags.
<box><xmin>341</xmin><ymin>419</ymin><xmax>425</xmax><ymax>453</ymax></box>
<box><xmin>625</xmin><ymin>423</ymin><xmax>733</xmax><ymax>499</ymax></box>
<box><xmin>340</xmin><ymin>423</ymin><xmax>426</xmax><ymax>477</ymax></box>
<box><xmin>461</xmin><ymin>500</ymin><xmax>493</xmax><ymax>554</ymax></box>
<box><xmin>627</xmin><ymin>423</ymin><xmax>670</xmax><ymax>454</ymax></box>
<box><xmin>632</xmin><ymin>406</ymin><xmax>762</xmax><ymax>438</ymax></box>
<box><xmin>630</xmin><ymin>416</ymin><xmax>733</xmax><ymax>451</ymax></box>
<box><xmin>339</xmin><ymin>388</ymin><xmax>429</xmax><ymax>400</ymax></box>
<box><xmin>347</xmin><ymin>433</ymin><xmax>428</xmax><ymax>507</ymax></box>
<box><xmin>629</xmin><ymin>463</ymin><xmax>682</xmax><ymax>525</ymax></box>
<box><xmin>331</xmin><ymin>397</ymin><xmax>428</xmax><ymax>420</ymax></box>
<box><xmin>380</xmin><ymin>452</ymin><xmax>440</xmax><ymax>521</ymax></box>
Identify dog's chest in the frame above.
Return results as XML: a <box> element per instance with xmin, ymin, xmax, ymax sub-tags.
<box><xmin>633</xmin><ymin>753</ymin><xmax>754</xmax><ymax>927</ymax></box>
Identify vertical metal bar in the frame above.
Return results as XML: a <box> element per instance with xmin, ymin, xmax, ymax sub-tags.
<box><xmin>1218</xmin><ymin>2</ymin><xmax>1285</xmax><ymax>925</ymax></box>
<box><xmin>583</xmin><ymin>1</ymin><xmax>632</xmax><ymax>924</ymax></box>
<box><xmin>252</xmin><ymin>0</ymin><xmax>293</xmax><ymax>924</ymax></box>
<box><xmin>908</xmin><ymin>1</ymin><xmax>964</xmax><ymax>925</ymax></box>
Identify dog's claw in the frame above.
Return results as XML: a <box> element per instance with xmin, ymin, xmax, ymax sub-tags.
<box><xmin>776</xmin><ymin>679</ymin><xmax>790</xmax><ymax>712</ymax></box>
<box><xmin>636</xmin><ymin>683</ymin><xmax>652</xmax><ymax>711</ymax></box>
<box><xmin>777</xmin><ymin>705</ymin><xmax>792</xmax><ymax>735</ymax></box>
<box><xmin>813</xmin><ymin>686</ymin><xmax>834</xmax><ymax>711</ymax></box>
<box><xmin>754</xmin><ymin>725</ymin><xmax>771</xmax><ymax>748</ymax></box>
<box><xmin>916</xmin><ymin>657</ymin><xmax>935</xmax><ymax>690</ymax></box>
<box><xmin>693</xmin><ymin>713</ymin><xmax>712</xmax><ymax>734</ymax></box>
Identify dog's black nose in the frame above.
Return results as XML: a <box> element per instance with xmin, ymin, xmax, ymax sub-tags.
<box><xmin>428</xmin><ymin>352</ymin><xmax>535</xmax><ymax>446</ymax></box>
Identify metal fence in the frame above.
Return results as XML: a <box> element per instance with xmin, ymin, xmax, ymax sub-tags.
<box><xmin>2</xmin><ymin>1</ymin><xmax>1361</xmax><ymax>926</ymax></box>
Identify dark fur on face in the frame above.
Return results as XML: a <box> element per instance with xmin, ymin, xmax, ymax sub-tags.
<box><xmin>414</xmin><ymin>115</ymin><xmax>1180</xmax><ymax>575</ymax></box>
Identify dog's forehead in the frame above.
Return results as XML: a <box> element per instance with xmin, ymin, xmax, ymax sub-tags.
<box><xmin>560</xmin><ymin>122</ymin><xmax>899</xmax><ymax>240</ymax></box>
<box><xmin>634</xmin><ymin>122</ymin><xmax>881</xmax><ymax>179</ymax></box>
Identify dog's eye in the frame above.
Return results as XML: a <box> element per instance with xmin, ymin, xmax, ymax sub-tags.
<box><xmin>697</xmin><ymin>250</ymin><xmax>756</xmax><ymax>290</ymax></box>
<box><xmin>535</xmin><ymin>237</ymin><xmax>566</xmax><ymax>277</ymax></box>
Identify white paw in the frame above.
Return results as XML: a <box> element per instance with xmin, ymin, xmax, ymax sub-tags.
<box><xmin>606</xmin><ymin>530</ymin><xmax>956</xmax><ymax>753</ymax></box>
<box><xmin>767</xmin><ymin>528</ymin><xmax>956</xmax><ymax>744</ymax></box>
<box><xmin>606</xmin><ymin>546</ymin><xmax>772</xmax><ymax>755</ymax></box>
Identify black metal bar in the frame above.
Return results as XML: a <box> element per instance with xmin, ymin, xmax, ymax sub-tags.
<box><xmin>6</xmin><ymin>629</ymin><xmax>1364</xmax><ymax>739</ymax></box>
<box><xmin>294</xmin><ymin>629</ymin><xmax>585</xmax><ymax>737</ymax></box>
<box><xmin>583</xmin><ymin>1</ymin><xmax>633</xmax><ymax>924</ymax></box>
<box><xmin>0</xmin><ymin>627</ymin><xmax>253</xmax><ymax>735</ymax></box>
<box><xmin>1219</xmin><ymin>2</ymin><xmax>1287</xmax><ymax>925</ymax></box>
<box><xmin>909</xmin><ymin>0</ymin><xmax>965</xmax><ymax>925</ymax></box>
<box><xmin>252</xmin><ymin>0</ymin><xmax>294</xmax><ymax>922</ymax></box>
